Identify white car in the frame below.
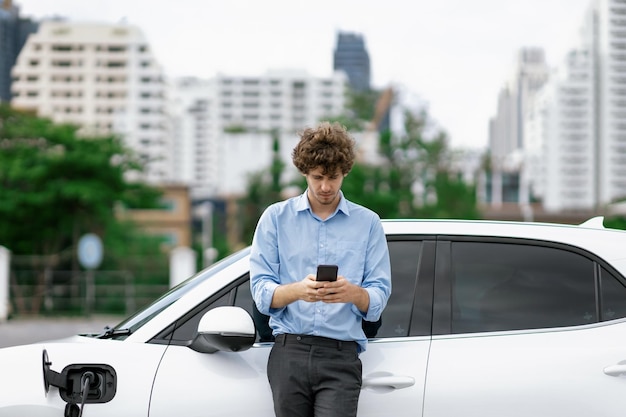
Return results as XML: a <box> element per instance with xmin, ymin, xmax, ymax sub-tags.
<box><xmin>2</xmin><ymin>217</ymin><xmax>626</xmax><ymax>416</ymax></box>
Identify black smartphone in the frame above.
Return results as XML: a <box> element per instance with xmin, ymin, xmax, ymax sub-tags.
<box><xmin>316</xmin><ymin>264</ymin><xmax>338</xmax><ymax>281</ymax></box>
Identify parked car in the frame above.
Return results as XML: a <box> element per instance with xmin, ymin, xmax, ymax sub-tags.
<box><xmin>2</xmin><ymin>217</ymin><xmax>626</xmax><ymax>416</ymax></box>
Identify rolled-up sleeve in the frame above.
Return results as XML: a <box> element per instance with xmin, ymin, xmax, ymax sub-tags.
<box><xmin>250</xmin><ymin>208</ymin><xmax>283</xmax><ymax>316</ymax></box>
<box><xmin>351</xmin><ymin>216</ymin><xmax>391</xmax><ymax>322</ymax></box>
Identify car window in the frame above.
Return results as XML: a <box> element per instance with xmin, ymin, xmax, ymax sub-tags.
<box><xmin>376</xmin><ymin>240</ymin><xmax>422</xmax><ymax>338</ymax></box>
<box><xmin>449</xmin><ymin>241</ymin><xmax>597</xmax><ymax>333</ymax></box>
<box><xmin>117</xmin><ymin>248</ymin><xmax>249</xmax><ymax>340</ymax></box>
<box><xmin>232</xmin><ymin>274</ymin><xmax>274</xmax><ymax>342</ymax></box>
<box><xmin>165</xmin><ymin>291</ymin><xmax>231</xmax><ymax>343</ymax></box>
<box><xmin>600</xmin><ymin>266</ymin><xmax>626</xmax><ymax>321</ymax></box>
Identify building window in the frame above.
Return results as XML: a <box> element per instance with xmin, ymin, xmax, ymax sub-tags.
<box><xmin>52</xmin><ymin>60</ymin><xmax>72</xmax><ymax>67</ymax></box>
<box><xmin>52</xmin><ymin>45</ymin><xmax>73</xmax><ymax>52</ymax></box>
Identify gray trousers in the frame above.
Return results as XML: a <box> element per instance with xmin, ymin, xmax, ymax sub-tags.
<box><xmin>267</xmin><ymin>334</ymin><xmax>362</xmax><ymax>417</ymax></box>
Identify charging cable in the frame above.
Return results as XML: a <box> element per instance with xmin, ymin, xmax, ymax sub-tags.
<box><xmin>78</xmin><ymin>371</ymin><xmax>95</xmax><ymax>417</ymax></box>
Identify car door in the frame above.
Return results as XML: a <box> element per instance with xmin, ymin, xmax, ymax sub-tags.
<box><xmin>423</xmin><ymin>239</ymin><xmax>626</xmax><ymax>417</ymax></box>
<box><xmin>358</xmin><ymin>238</ymin><xmax>433</xmax><ymax>417</ymax></box>
<box><xmin>149</xmin><ymin>238</ymin><xmax>434</xmax><ymax>417</ymax></box>
<box><xmin>147</xmin><ymin>272</ymin><xmax>275</xmax><ymax>417</ymax></box>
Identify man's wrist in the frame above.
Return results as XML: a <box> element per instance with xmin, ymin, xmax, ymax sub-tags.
<box><xmin>354</xmin><ymin>287</ymin><xmax>370</xmax><ymax>313</ymax></box>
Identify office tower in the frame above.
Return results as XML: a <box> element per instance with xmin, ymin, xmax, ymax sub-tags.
<box><xmin>488</xmin><ymin>47</ymin><xmax>549</xmax><ymax>206</ymax></box>
<box><xmin>333</xmin><ymin>31</ymin><xmax>370</xmax><ymax>92</ymax></box>
<box><xmin>0</xmin><ymin>0</ymin><xmax>38</xmax><ymax>102</ymax></box>
<box><xmin>11</xmin><ymin>20</ymin><xmax>170</xmax><ymax>183</ymax></box>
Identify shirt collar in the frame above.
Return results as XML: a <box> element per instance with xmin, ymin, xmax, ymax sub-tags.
<box><xmin>295</xmin><ymin>190</ymin><xmax>350</xmax><ymax>216</ymax></box>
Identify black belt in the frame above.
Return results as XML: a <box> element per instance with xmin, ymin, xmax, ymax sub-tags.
<box><xmin>275</xmin><ymin>334</ymin><xmax>357</xmax><ymax>351</ymax></box>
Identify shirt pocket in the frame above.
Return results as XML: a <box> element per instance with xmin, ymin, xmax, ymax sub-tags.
<box><xmin>336</xmin><ymin>240</ymin><xmax>367</xmax><ymax>283</ymax></box>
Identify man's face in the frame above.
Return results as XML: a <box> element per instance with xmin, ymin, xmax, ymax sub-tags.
<box><xmin>304</xmin><ymin>166</ymin><xmax>345</xmax><ymax>207</ymax></box>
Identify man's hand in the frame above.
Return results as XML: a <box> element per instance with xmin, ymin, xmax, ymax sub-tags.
<box><xmin>271</xmin><ymin>274</ymin><xmax>320</xmax><ymax>308</ymax></box>
<box><xmin>271</xmin><ymin>275</ymin><xmax>370</xmax><ymax>313</ymax></box>
<box><xmin>316</xmin><ymin>277</ymin><xmax>370</xmax><ymax>313</ymax></box>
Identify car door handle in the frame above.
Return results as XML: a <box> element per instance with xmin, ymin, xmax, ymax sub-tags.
<box><xmin>362</xmin><ymin>375</ymin><xmax>415</xmax><ymax>389</ymax></box>
<box><xmin>603</xmin><ymin>364</ymin><xmax>626</xmax><ymax>377</ymax></box>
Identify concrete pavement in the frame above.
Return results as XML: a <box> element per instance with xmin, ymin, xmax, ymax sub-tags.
<box><xmin>0</xmin><ymin>316</ymin><xmax>124</xmax><ymax>348</ymax></box>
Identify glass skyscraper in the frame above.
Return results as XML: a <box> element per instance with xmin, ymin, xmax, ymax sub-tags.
<box><xmin>0</xmin><ymin>0</ymin><xmax>38</xmax><ymax>102</ymax></box>
<box><xmin>333</xmin><ymin>31</ymin><xmax>370</xmax><ymax>92</ymax></box>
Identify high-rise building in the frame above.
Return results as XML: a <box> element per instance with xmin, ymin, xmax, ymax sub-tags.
<box><xmin>523</xmin><ymin>0</ymin><xmax>626</xmax><ymax>212</ymax></box>
<box><xmin>487</xmin><ymin>47</ymin><xmax>549</xmax><ymax>207</ymax></box>
<box><xmin>11</xmin><ymin>20</ymin><xmax>170</xmax><ymax>183</ymax></box>
<box><xmin>333</xmin><ymin>31</ymin><xmax>370</xmax><ymax>92</ymax></box>
<box><xmin>525</xmin><ymin>48</ymin><xmax>595</xmax><ymax>212</ymax></box>
<box><xmin>0</xmin><ymin>0</ymin><xmax>38</xmax><ymax>102</ymax></box>
<box><xmin>594</xmin><ymin>0</ymin><xmax>626</xmax><ymax>207</ymax></box>
<box><xmin>169</xmin><ymin>69</ymin><xmax>348</xmax><ymax>199</ymax></box>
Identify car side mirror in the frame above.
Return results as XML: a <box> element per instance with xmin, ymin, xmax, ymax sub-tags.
<box><xmin>188</xmin><ymin>306</ymin><xmax>256</xmax><ymax>354</ymax></box>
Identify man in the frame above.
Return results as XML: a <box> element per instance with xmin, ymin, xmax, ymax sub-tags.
<box><xmin>250</xmin><ymin>121</ymin><xmax>392</xmax><ymax>417</ymax></box>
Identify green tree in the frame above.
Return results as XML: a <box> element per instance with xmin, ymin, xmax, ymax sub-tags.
<box><xmin>239</xmin><ymin>130</ymin><xmax>289</xmax><ymax>246</ymax></box>
<box><xmin>604</xmin><ymin>215</ymin><xmax>626</xmax><ymax>230</ymax></box>
<box><xmin>416</xmin><ymin>171</ymin><xmax>480</xmax><ymax>219</ymax></box>
<box><xmin>0</xmin><ymin>105</ymin><xmax>162</xmax><ymax>314</ymax></box>
<box><xmin>345</xmin><ymin>104</ymin><xmax>480</xmax><ymax>220</ymax></box>
<box><xmin>341</xmin><ymin>163</ymin><xmax>403</xmax><ymax>219</ymax></box>
<box><xmin>327</xmin><ymin>88</ymin><xmax>382</xmax><ymax>131</ymax></box>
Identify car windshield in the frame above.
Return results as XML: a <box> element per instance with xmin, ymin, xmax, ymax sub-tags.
<box><xmin>96</xmin><ymin>247</ymin><xmax>251</xmax><ymax>339</ymax></box>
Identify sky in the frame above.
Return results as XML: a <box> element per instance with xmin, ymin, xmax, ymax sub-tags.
<box><xmin>14</xmin><ymin>0</ymin><xmax>592</xmax><ymax>150</ymax></box>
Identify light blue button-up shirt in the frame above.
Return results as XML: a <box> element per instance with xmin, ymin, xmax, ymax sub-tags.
<box><xmin>250</xmin><ymin>191</ymin><xmax>391</xmax><ymax>352</ymax></box>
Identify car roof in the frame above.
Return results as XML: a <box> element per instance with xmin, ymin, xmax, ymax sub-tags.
<box><xmin>381</xmin><ymin>217</ymin><xmax>626</xmax><ymax>265</ymax></box>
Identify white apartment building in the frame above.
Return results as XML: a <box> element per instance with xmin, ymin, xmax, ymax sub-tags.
<box><xmin>11</xmin><ymin>20</ymin><xmax>170</xmax><ymax>183</ymax></box>
<box><xmin>595</xmin><ymin>0</ymin><xmax>626</xmax><ymax>206</ymax></box>
<box><xmin>169</xmin><ymin>69</ymin><xmax>348</xmax><ymax>199</ymax></box>
<box><xmin>523</xmin><ymin>0</ymin><xmax>626</xmax><ymax>212</ymax></box>
<box><xmin>525</xmin><ymin>48</ymin><xmax>595</xmax><ymax>211</ymax></box>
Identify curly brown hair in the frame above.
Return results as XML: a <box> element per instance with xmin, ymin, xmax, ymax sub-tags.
<box><xmin>291</xmin><ymin>122</ymin><xmax>356</xmax><ymax>175</ymax></box>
